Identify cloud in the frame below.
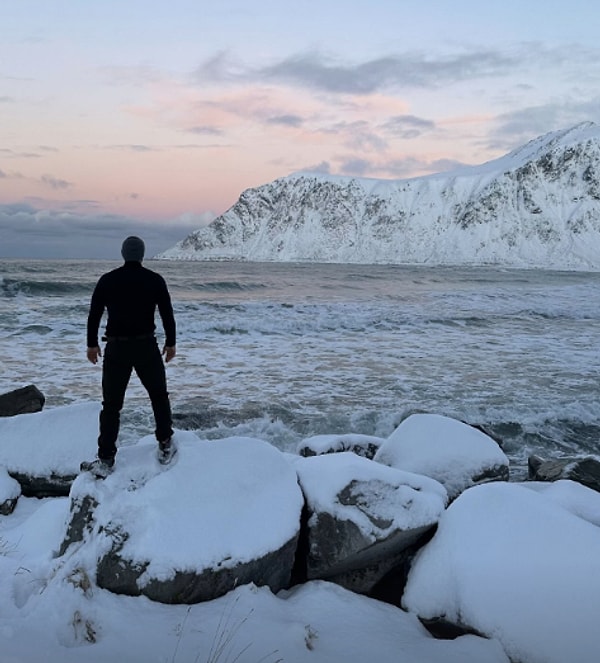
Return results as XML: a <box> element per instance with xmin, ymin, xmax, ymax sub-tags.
<box><xmin>298</xmin><ymin>161</ymin><xmax>331</xmax><ymax>174</ymax></box>
<box><xmin>161</xmin><ymin>41</ymin><xmax>599</xmax><ymax>125</ymax></box>
<box><xmin>194</xmin><ymin>51</ymin><xmax>242</xmax><ymax>83</ymax></box>
<box><xmin>488</xmin><ymin>97</ymin><xmax>600</xmax><ymax>150</ymax></box>
<box><xmin>4</xmin><ymin>150</ymin><xmax>43</xmax><ymax>159</ymax></box>
<box><xmin>185</xmin><ymin>125</ymin><xmax>224</xmax><ymax>135</ymax></box>
<box><xmin>318</xmin><ymin>119</ymin><xmax>388</xmax><ymax>151</ymax></box>
<box><xmin>106</xmin><ymin>144</ymin><xmax>158</xmax><ymax>152</ymax></box>
<box><xmin>0</xmin><ymin>202</ymin><xmax>211</xmax><ymax>259</ymax></box>
<box><xmin>41</xmin><ymin>174</ymin><xmax>71</xmax><ymax>190</ymax></box>
<box><xmin>380</xmin><ymin>115</ymin><xmax>436</xmax><ymax>138</ymax></box>
<box><xmin>338</xmin><ymin>158</ymin><xmax>372</xmax><ymax>176</ymax></box>
<box><xmin>335</xmin><ymin>153</ymin><xmax>468</xmax><ymax>179</ymax></box>
<box><xmin>266</xmin><ymin>114</ymin><xmax>303</xmax><ymax>128</ymax></box>
<box><xmin>197</xmin><ymin>47</ymin><xmax>534</xmax><ymax>95</ymax></box>
<box><xmin>0</xmin><ymin>169</ymin><xmax>25</xmax><ymax>179</ymax></box>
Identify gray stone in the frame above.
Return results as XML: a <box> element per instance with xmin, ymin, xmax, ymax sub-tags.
<box><xmin>528</xmin><ymin>455</ymin><xmax>600</xmax><ymax>493</ymax></box>
<box><xmin>0</xmin><ymin>467</ymin><xmax>21</xmax><ymax>515</ymax></box>
<box><xmin>0</xmin><ymin>385</ymin><xmax>45</xmax><ymax>417</ymax></box>
<box><xmin>10</xmin><ymin>470</ymin><xmax>76</xmax><ymax>498</ymax></box>
<box><xmin>306</xmin><ymin>508</ymin><xmax>434</xmax><ymax>594</ymax></box>
<box><xmin>96</xmin><ymin>529</ymin><xmax>298</xmax><ymax>605</ymax></box>
<box><xmin>0</xmin><ymin>496</ymin><xmax>19</xmax><ymax>516</ymax></box>
<box><xmin>58</xmin><ymin>494</ymin><xmax>99</xmax><ymax>556</ymax></box>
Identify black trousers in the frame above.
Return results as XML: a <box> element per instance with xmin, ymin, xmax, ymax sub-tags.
<box><xmin>98</xmin><ymin>337</ymin><xmax>173</xmax><ymax>460</ymax></box>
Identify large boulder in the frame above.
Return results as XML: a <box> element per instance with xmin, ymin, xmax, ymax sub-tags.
<box><xmin>0</xmin><ymin>403</ymin><xmax>99</xmax><ymax>497</ymax></box>
<box><xmin>294</xmin><ymin>452</ymin><xmax>447</xmax><ymax>594</ymax></box>
<box><xmin>61</xmin><ymin>433</ymin><xmax>304</xmax><ymax>605</ymax></box>
<box><xmin>403</xmin><ymin>481</ymin><xmax>600</xmax><ymax>663</ymax></box>
<box><xmin>0</xmin><ymin>466</ymin><xmax>21</xmax><ymax>515</ymax></box>
<box><xmin>0</xmin><ymin>385</ymin><xmax>45</xmax><ymax>417</ymax></box>
<box><xmin>375</xmin><ymin>413</ymin><xmax>509</xmax><ymax>500</ymax></box>
<box><xmin>528</xmin><ymin>454</ymin><xmax>600</xmax><ymax>493</ymax></box>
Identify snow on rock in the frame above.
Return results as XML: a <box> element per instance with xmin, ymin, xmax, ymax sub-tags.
<box><xmin>374</xmin><ymin>413</ymin><xmax>509</xmax><ymax>500</ymax></box>
<box><xmin>157</xmin><ymin>123</ymin><xmax>600</xmax><ymax>270</ymax></box>
<box><xmin>519</xmin><ymin>478</ymin><xmax>600</xmax><ymax>528</ymax></box>
<box><xmin>294</xmin><ymin>452</ymin><xmax>447</xmax><ymax>593</ymax></box>
<box><xmin>274</xmin><ymin>581</ymin><xmax>510</xmax><ymax>663</ymax></box>
<box><xmin>0</xmin><ymin>465</ymin><xmax>21</xmax><ymax>515</ymax></box>
<box><xmin>62</xmin><ymin>433</ymin><xmax>304</xmax><ymax>604</ymax></box>
<box><xmin>4</xmin><ymin>403</ymin><xmax>600</xmax><ymax>661</ymax></box>
<box><xmin>297</xmin><ymin>432</ymin><xmax>386</xmax><ymax>459</ymax></box>
<box><xmin>402</xmin><ymin>481</ymin><xmax>600</xmax><ymax>663</ymax></box>
<box><xmin>0</xmin><ymin>402</ymin><xmax>100</xmax><ymax>496</ymax></box>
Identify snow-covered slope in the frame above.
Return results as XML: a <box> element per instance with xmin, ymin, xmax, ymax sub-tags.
<box><xmin>158</xmin><ymin>123</ymin><xmax>600</xmax><ymax>269</ymax></box>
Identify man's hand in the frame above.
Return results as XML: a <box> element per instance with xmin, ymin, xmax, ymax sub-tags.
<box><xmin>87</xmin><ymin>346</ymin><xmax>101</xmax><ymax>365</ymax></box>
<box><xmin>163</xmin><ymin>345</ymin><xmax>176</xmax><ymax>363</ymax></box>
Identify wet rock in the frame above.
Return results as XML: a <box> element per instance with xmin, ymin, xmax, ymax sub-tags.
<box><xmin>0</xmin><ymin>385</ymin><xmax>45</xmax><ymax>417</ymax></box>
<box><xmin>0</xmin><ymin>466</ymin><xmax>21</xmax><ymax>515</ymax></box>
<box><xmin>58</xmin><ymin>494</ymin><xmax>99</xmax><ymax>556</ymax></box>
<box><xmin>297</xmin><ymin>433</ymin><xmax>385</xmax><ymax>460</ymax></box>
<box><xmin>528</xmin><ymin>454</ymin><xmax>600</xmax><ymax>493</ymax></box>
<box><xmin>9</xmin><ymin>470</ymin><xmax>76</xmax><ymax>498</ymax></box>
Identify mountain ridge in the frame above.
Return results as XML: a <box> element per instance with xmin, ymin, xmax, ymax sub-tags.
<box><xmin>157</xmin><ymin>122</ymin><xmax>600</xmax><ymax>270</ymax></box>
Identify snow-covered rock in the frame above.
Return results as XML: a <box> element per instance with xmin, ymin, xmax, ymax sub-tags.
<box><xmin>294</xmin><ymin>452</ymin><xmax>447</xmax><ymax>594</ymax></box>
<box><xmin>519</xmin><ymin>479</ymin><xmax>600</xmax><ymax>527</ymax></box>
<box><xmin>61</xmin><ymin>433</ymin><xmax>304</xmax><ymax>604</ymax></box>
<box><xmin>157</xmin><ymin>123</ymin><xmax>600</xmax><ymax>270</ymax></box>
<box><xmin>374</xmin><ymin>413</ymin><xmax>509</xmax><ymax>500</ymax></box>
<box><xmin>5</xmin><ymin>401</ymin><xmax>600</xmax><ymax>660</ymax></box>
<box><xmin>402</xmin><ymin>481</ymin><xmax>600</xmax><ymax>663</ymax></box>
<box><xmin>0</xmin><ymin>466</ymin><xmax>21</xmax><ymax>515</ymax></box>
<box><xmin>0</xmin><ymin>403</ymin><xmax>100</xmax><ymax>496</ymax></box>
<box><xmin>297</xmin><ymin>433</ymin><xmax>385</xmax><ymax>459</ymax></box>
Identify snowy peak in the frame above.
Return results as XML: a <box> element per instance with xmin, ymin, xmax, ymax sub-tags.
<box><xmin>158</xmin><ymin>123</ymin><xmax>600</xmax><ymax>270</ymax></box>
<box><xmin>500</xmin><ymin>121</ymin><xmax>598</xmax><ymax>167</ymax></box>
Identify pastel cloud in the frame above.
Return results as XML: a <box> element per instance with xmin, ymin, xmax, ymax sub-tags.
<box><xmin>194</xmin><ymin>43</ymin><xmax>598</xmax><ymax>96</ymax></box>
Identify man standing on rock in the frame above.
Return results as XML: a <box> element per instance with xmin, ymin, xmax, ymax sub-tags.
<box><xmin>81</xmin><ymin>236</ymin><xmax>177</xmax><ymax>478</ymax></box>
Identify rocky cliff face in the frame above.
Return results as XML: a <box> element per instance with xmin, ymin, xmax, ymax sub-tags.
<box><xmin>158</xmin><ymin>122</ymin><xmax>600</xmax><ymax>269</ymax></box>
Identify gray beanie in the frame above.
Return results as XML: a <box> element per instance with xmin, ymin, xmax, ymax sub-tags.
<box><xmin>121</xmin><ymin>236</ymin><xmax>145</xmax><ymax>262</ymax></box>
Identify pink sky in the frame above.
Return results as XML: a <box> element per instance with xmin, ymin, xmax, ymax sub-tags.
<box><xmin>1</xmin><ymin>0</ymin><xmax>599</xmax><ymax>257</ymax></box>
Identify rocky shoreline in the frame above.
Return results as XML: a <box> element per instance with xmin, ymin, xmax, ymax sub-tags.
<box><xmin>2</xmin><ymin>385</ymin><xmax>600</xmax><ymax>661</ymax></box>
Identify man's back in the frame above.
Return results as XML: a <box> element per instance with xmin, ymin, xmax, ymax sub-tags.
<box><xmin>82</xmin><ymin>236</ymin><xmax>177</xmax><ymax>476</ymax></box>
<box><xmin>87</xmin><ymin>262</ymin><xmax>176</xmax><ymax>347</ymax></box>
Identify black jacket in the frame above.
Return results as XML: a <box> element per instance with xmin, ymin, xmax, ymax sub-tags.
<box><xmin>87</xmin><ymin>262</ymin><xmax>176</xmax><ymax>347</ymax></box>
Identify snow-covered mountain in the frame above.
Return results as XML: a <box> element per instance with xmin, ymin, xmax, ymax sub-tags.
<box><xmin>158</xmin><ymin>122</ymin><xmax>600</xmax><ymax>269</ymax></box>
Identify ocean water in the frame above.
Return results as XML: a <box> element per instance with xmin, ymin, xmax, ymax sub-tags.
<box><xmin>2</xmin><ymin>258</ymin><xmax>600</xmax><ymax>479</ymax></box>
